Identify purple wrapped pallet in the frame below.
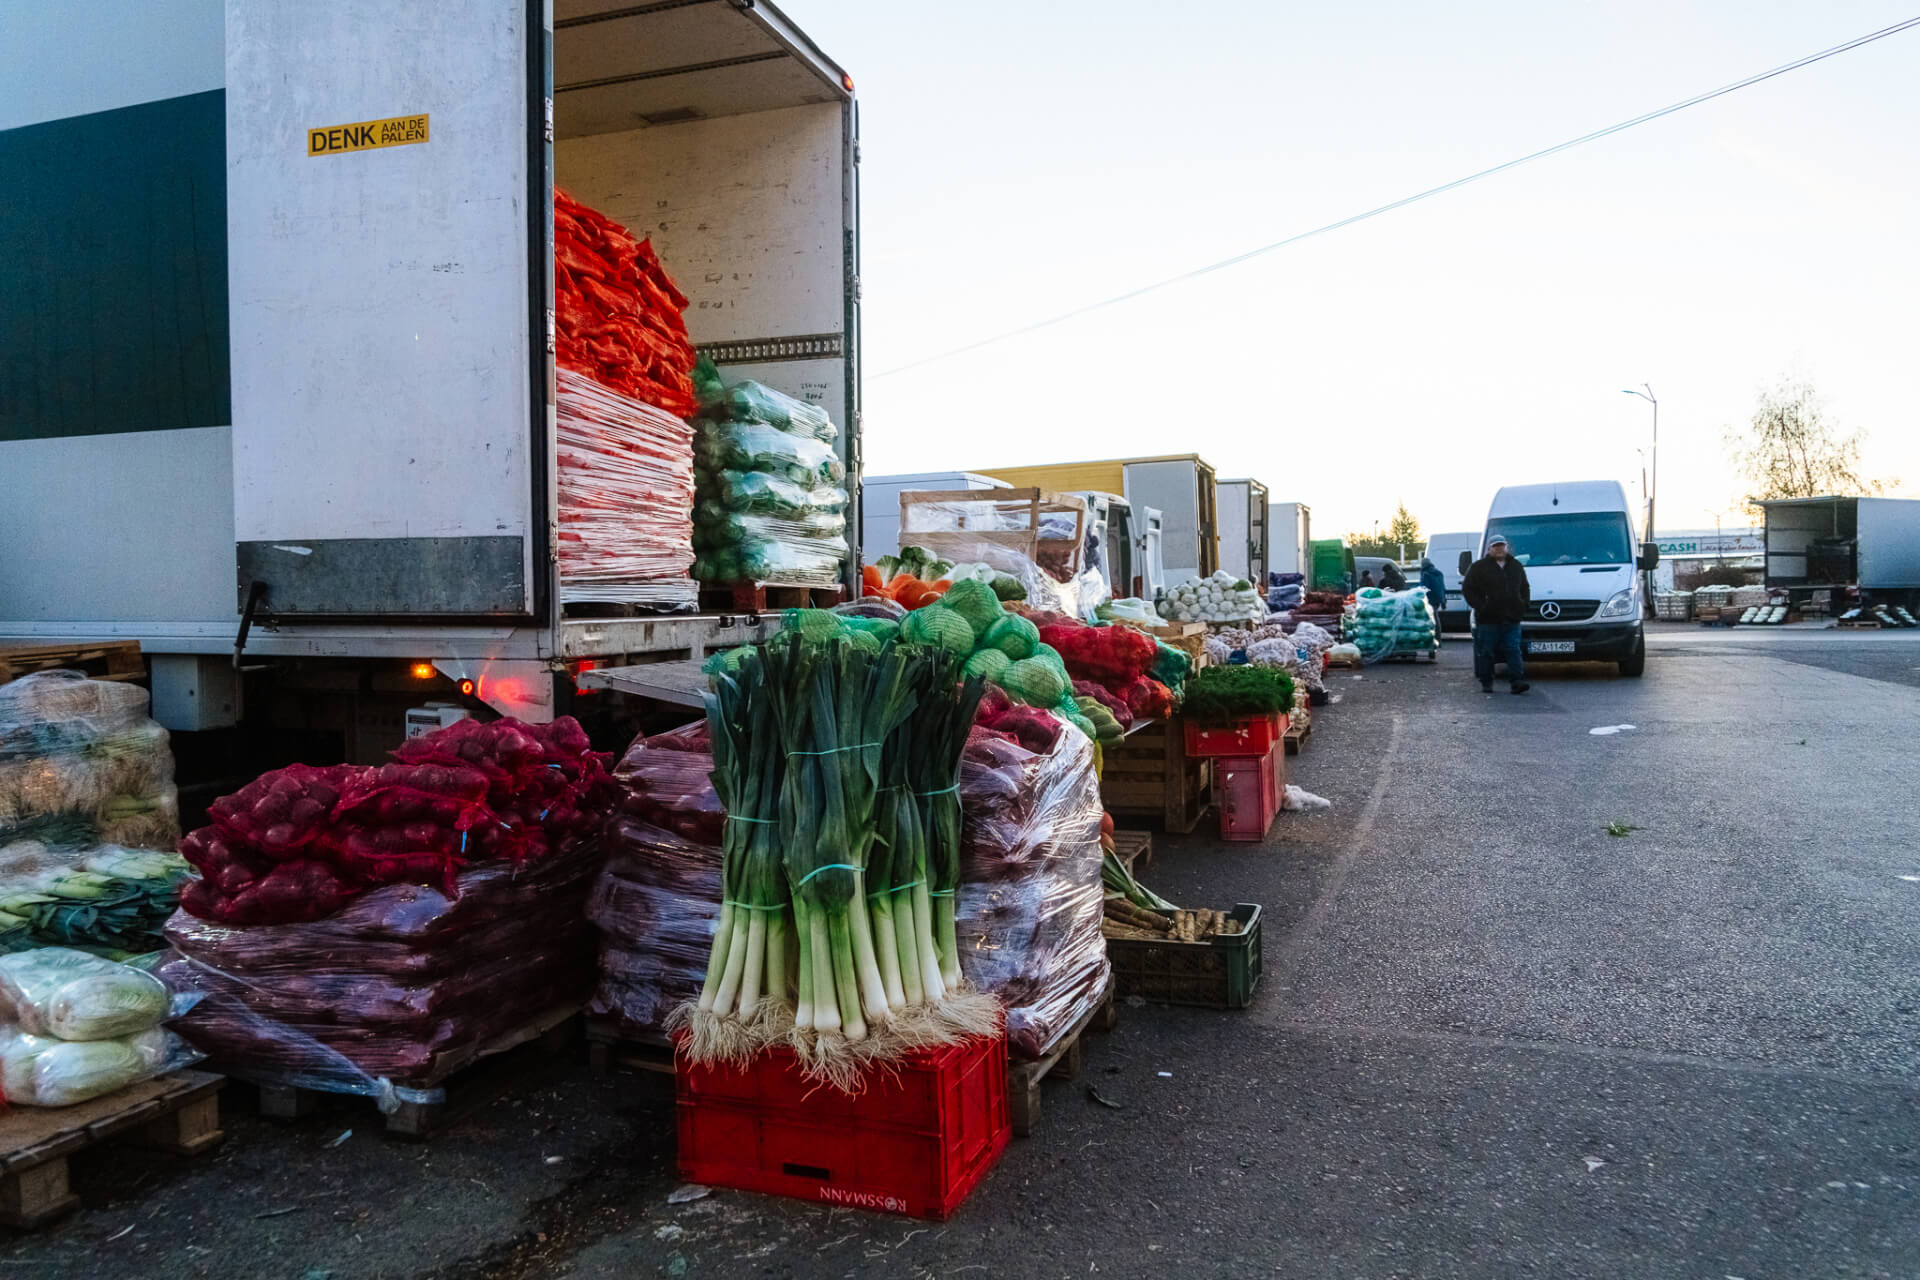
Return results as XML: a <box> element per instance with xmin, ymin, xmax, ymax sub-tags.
<box><xmin>955</xmin><ymin>724</ymin><xmax>1108</xmax><ymax>1060</ymax></box>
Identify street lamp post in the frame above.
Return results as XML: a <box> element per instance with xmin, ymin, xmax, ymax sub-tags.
<box><xmin>1621</xmin><ymin>384</ymin><xmax>1657</xmax><ymax>606</ymax></box>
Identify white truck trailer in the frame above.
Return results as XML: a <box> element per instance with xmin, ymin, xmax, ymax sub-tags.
<box><xmin>1760</xmin><ymin>497</ymin><xmax>1920</xmax><ymax>606</ymax></box>
<box><xmin>1216</xmin><ymin>478</ymin><xmax>1269</xmax><ymax>587</ymax></box>
<box><xmin>1266</xmin><ymin>502</ymin><xmax>1311</xmax><ymax>580</ymax></box>
<box><xmin>1</xmin><ymin>0</ymin><xmax>860</xmax><ymax>746</ymax></box>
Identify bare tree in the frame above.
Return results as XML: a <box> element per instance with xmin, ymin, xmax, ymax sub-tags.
<box><xmin>1726</xmin><ymin>381</ymin><xmax>1881</xmax><ymax>514</ymax></box>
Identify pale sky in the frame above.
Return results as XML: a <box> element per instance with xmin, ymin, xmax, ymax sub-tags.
<box><xmin>793</xmin><ymin>0</ymin><xmax>1920</xmax><ymax>541</ymax></box>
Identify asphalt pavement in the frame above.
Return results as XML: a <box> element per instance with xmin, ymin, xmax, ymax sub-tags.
<box><xmin>13</xmin><ymin>625</ymin><xmax>1919</xmax><ymax>1279</ymax></box>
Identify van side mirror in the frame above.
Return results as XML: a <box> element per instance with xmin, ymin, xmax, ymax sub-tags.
<box><xmin>1457</xmin><ymin>551</ymin><xmax>1472</xmax><ymax>576</ymax></box>
<box><xmin>1637</xmin><ymin>542</ymin><xmax>1660</xmax><ymax>571</ymax></box>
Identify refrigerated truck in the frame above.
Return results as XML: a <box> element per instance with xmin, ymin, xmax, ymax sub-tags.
<box><xmin>1216</xmin><ymin>478</ymin><xmax>1269</xmax><ymax>588</ymax></box>
<box><xmin>860</xmin><ymin>472</ymin><xmax>1010</xmax><ymax>563</ymax></box>
<box><xmin>0</xmin><ymin>0</ymin><xmax>860</xmax><ymax>743</ymax></box>
<box><xmin>979</xmin><ymin>455</ymin><xmax>1219</xmax><ymax>584</ymax></box>
<box><xmin>1759</xmin><ymin>496</ymin><xmax>1920</xmax><ymax>606</ymax></box>
<box><xmin>1267</xmin><ymin>502</ymin><xmax>1311</xmax><ymax>580</ymax></box>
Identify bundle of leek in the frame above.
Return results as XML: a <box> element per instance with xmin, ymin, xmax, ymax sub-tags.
<box><xmin>678</xmin><ymin>627</ymin><xmax>997</xmax><ymax>1087</ymax></box>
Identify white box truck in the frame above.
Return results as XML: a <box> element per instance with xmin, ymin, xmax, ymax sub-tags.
<box><xmin>1216</xmin><ymin>478</ymin><xmax>1269</xmax><ymax>587</ymax></box>
<box><xmin>1267</xmin><ymin>502</ymin><xmax>1311</xmax><ymax>580</ymax></box>
<box><xmin>860</xmin><ymin>473</ymin><xmax>1009</xmax><ymax>563</ymax></box>
<box><xmin>1</xmin><ymin>0</ymin><xmax>859</xmax><ymax>743</ymax></box>
<box><xmin>1759</xmin><ymin>496</ymin><xmax>1920</xmax><ymax>604</ymax></box>
<box><xmin>1422</xmin><ymin>531</ymin><xmax>1481</xmax><ymax>632</ymax></box>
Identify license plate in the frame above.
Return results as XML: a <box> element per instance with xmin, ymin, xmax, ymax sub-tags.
<box><xmin>1527</xmin><ymin>640</ymin><xmax>1576</xmax><ymax>654</ymax></box>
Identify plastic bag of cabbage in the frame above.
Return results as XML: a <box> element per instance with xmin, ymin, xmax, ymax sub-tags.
<box><xmin>0</xmin><ymin>947</ymin><xmax>199</xmax><ymax>1106</ymax></box>
<box><xmin>1344</xmin><ymin>588</ymin><xmax>1437</xmax><ymax>661</ymax></box>
<box><xmin>1158</xmin><ymin>572</ymin><xmax>1265</xmax><ymax>624</ymax></box>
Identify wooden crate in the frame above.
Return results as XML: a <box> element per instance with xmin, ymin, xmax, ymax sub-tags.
<box><xmin>697</xmin><ymin>582</ymin><xmax>845</xmax><ymax>615</ymax></box>
<box><xmin>0</xmin><ymin>638</ymin><xmax>144</xmax><ymax>686</ymax></box>
<box><xmin>0</xmin><ymin>1070</ymin><xmax>224</xmax><ymax>1228</ymax></box>
<box><xmin>1110</xmin><ymin>828</ymin><xmax>1153</xmax><ymax>876</ymax></box>
<box><xmin>1008</xmin><ymin>976</ymin><xmax>1116</xmax><ymax>1138</ymax></box>
<box><xmin>898</xmin><ymin>488</ymin><xmax>1088</xmax><ymax>579</ymax></box>
<box><xmin>1100</xmin><ymin>717</ymin><xmax>1211</xmax><ymax>834</ymax></box>
<box><xmin>1284</xmin><ymin>718</ymin><xmax>1309</xmax><ymax>756</ymax></box>
<box><xmin>251</xmin><ymin>1002</ymin><xmax>581</xmax><ymax>1138</ymax></box>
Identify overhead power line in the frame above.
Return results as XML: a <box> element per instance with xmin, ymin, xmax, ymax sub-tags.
<box><xmin>875</xmin><ymin>15</ymin><xmax>1920</xmax><ymax>379</ymax></box>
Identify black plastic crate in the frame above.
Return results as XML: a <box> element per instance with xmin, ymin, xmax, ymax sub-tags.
<box><xmin>1107</xmin><ymin>903</ymin><xmax>1262</xmax><ymax>1009</ymax></box>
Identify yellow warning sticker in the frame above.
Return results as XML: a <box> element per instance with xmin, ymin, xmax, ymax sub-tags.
<box><xmin>307</xmin><ymin>114</ymin><xmax>430</xmax><ymax>157</ymax></box>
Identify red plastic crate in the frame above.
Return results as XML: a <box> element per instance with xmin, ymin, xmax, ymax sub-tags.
<box><xmin>1267</xmin><ymin>737</ymin><xmax>1288</xmax><ymax>798</ymax></box>
<box><xmin>676</xmin><ymin>1025</ymin><xmax>1009</xmax><ymax>1219</ymax></box>
<box><xmin>1216</xmin><ymin>743</ymin><xmax>1281</xmax><ymax>841</ymax></box>
<box><xmin>1184</xmin><ymin>712</ymin><xmax>1287</xmax><ymax>758</ymax></box>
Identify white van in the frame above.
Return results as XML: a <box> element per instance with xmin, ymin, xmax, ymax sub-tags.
<box><xmin>1463</xmin><ymin>482</ymin><xmax>1659</xmax><ymax>676</ymax></box>
<box><xmin>1421</xmin><ymin>531</ymin><xmax>1481</xmax><ymax>632</ymax></box>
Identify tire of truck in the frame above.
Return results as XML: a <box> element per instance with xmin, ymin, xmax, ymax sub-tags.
<box><xmin>1618</xmin><ymin>634</ymin><xmax>1646</xmax><ymax>678</ymax></box>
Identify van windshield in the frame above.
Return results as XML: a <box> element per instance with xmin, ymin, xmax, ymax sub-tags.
<box><xmin>1485</xmin><ymin>513</ymin><xmax>1632</xmax><ymax>567</ymax></box>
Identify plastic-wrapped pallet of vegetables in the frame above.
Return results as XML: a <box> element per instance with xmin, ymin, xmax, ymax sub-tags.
<box><xmin>556</xmin><ymin>367</ymin><xmax>697</xmax><ymax>611</ymax></box>
<box><xmin>0</xmin><ymin>672</ymin><xmax>181</xmax><ymax>878</ymax></box>
<box><xmin>953</xmin><ymin>722</ymin><xmax>1109</xmax><ymax>1060</ymax></box>
<box><xmin>158</xmin><ymin>841</ymin><xmax>601</xmax><ymax>1101</ymax></box>
<box><xmin>0</xmin><ymin>947</ymin><xmax>199</xmax><ymax>1106</ymax></box>
<box><xmin>587</xmin><ymin>724</ymin><xmax>725</xmax><ymax>1038</ymax></box>
<box><xmin>1345</xmin><ymin>587</ymin><xmax>1438</xmax><ymax>662</ymax></box>
<box><xmin>689</xmin><ymin>358</ymin><xmax>849</xmax><ymax>587</ymax></box>
<box><xmin>1158</xmin><ymin>571</ymin><xmax>1265</xmax><ymax>624</ymax></box>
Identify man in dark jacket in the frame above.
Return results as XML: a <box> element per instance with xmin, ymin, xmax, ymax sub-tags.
<box><xmin>1378</xmin><ymin>560</ymin><xmax>1409</xmax><ymax>591</ymax></box>
<box><xmin>1461</xmin><ymin>534</ymin><xmax>1531</xmax><ymax>694</ymax></box>
<box><xmin>1419</xmin><ymin>557</ymin><xmax>1446</xmax><ymax>620</ymax></box>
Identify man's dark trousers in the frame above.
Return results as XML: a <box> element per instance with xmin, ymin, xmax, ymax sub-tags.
<box><xmin>1473</xmin><ymin>622</ymin><xmax>1525</xmax><ymax>686</ymax></box>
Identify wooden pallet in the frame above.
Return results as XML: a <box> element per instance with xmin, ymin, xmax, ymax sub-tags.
<box><xmin>0</xmin><ymin>1070</ymin><xmax>224</xmax><ymax>1228</ymax></box>
<box><xmin>1835</xmin><ymin>618</ymin><xmax>1886</xmax><ymax>630</ymax></box>
<box><xmin>0</xmin><ymin>638</ymin><xmax>144</xmax><ymax>686</ymax></box>
<box><xmin>1284</xmin><ymin>719</ymin><xmax>1309</xmax><ymax>756</ymax></box>
<box><xmin>251</xmin><ymin>1003</ymin><xmax>581</xmax><ymax>1138</ymax></box>
<box><xmin>584</xmin><ymin>1021</ymin><xmax>676</xmax><ymax>1077</ymax></box>
<box><xmin>1100</xmin><ymin>718</ymin><xmax>1211</xmax><ymax>835</ymax></box>
<box><xmin>1110</xmin><ymin>828</ymin><xmax>1153</xmax><ymax>876</ymax></box>
<box><xmin>1008</xmin><ymin>976</ymin><xmax>1117</xmax><ymax>1138</ymax></box>
<box><xmin>696</xmin><ymin>582</ymin><xmax>845</xmax><ymax>615</ymax></box>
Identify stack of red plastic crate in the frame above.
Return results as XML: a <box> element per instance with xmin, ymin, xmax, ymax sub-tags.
<box><xmin>1184</xmin><ymin>713</ymin><xmax>1288</xmax><ymax>841</ymax></box>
